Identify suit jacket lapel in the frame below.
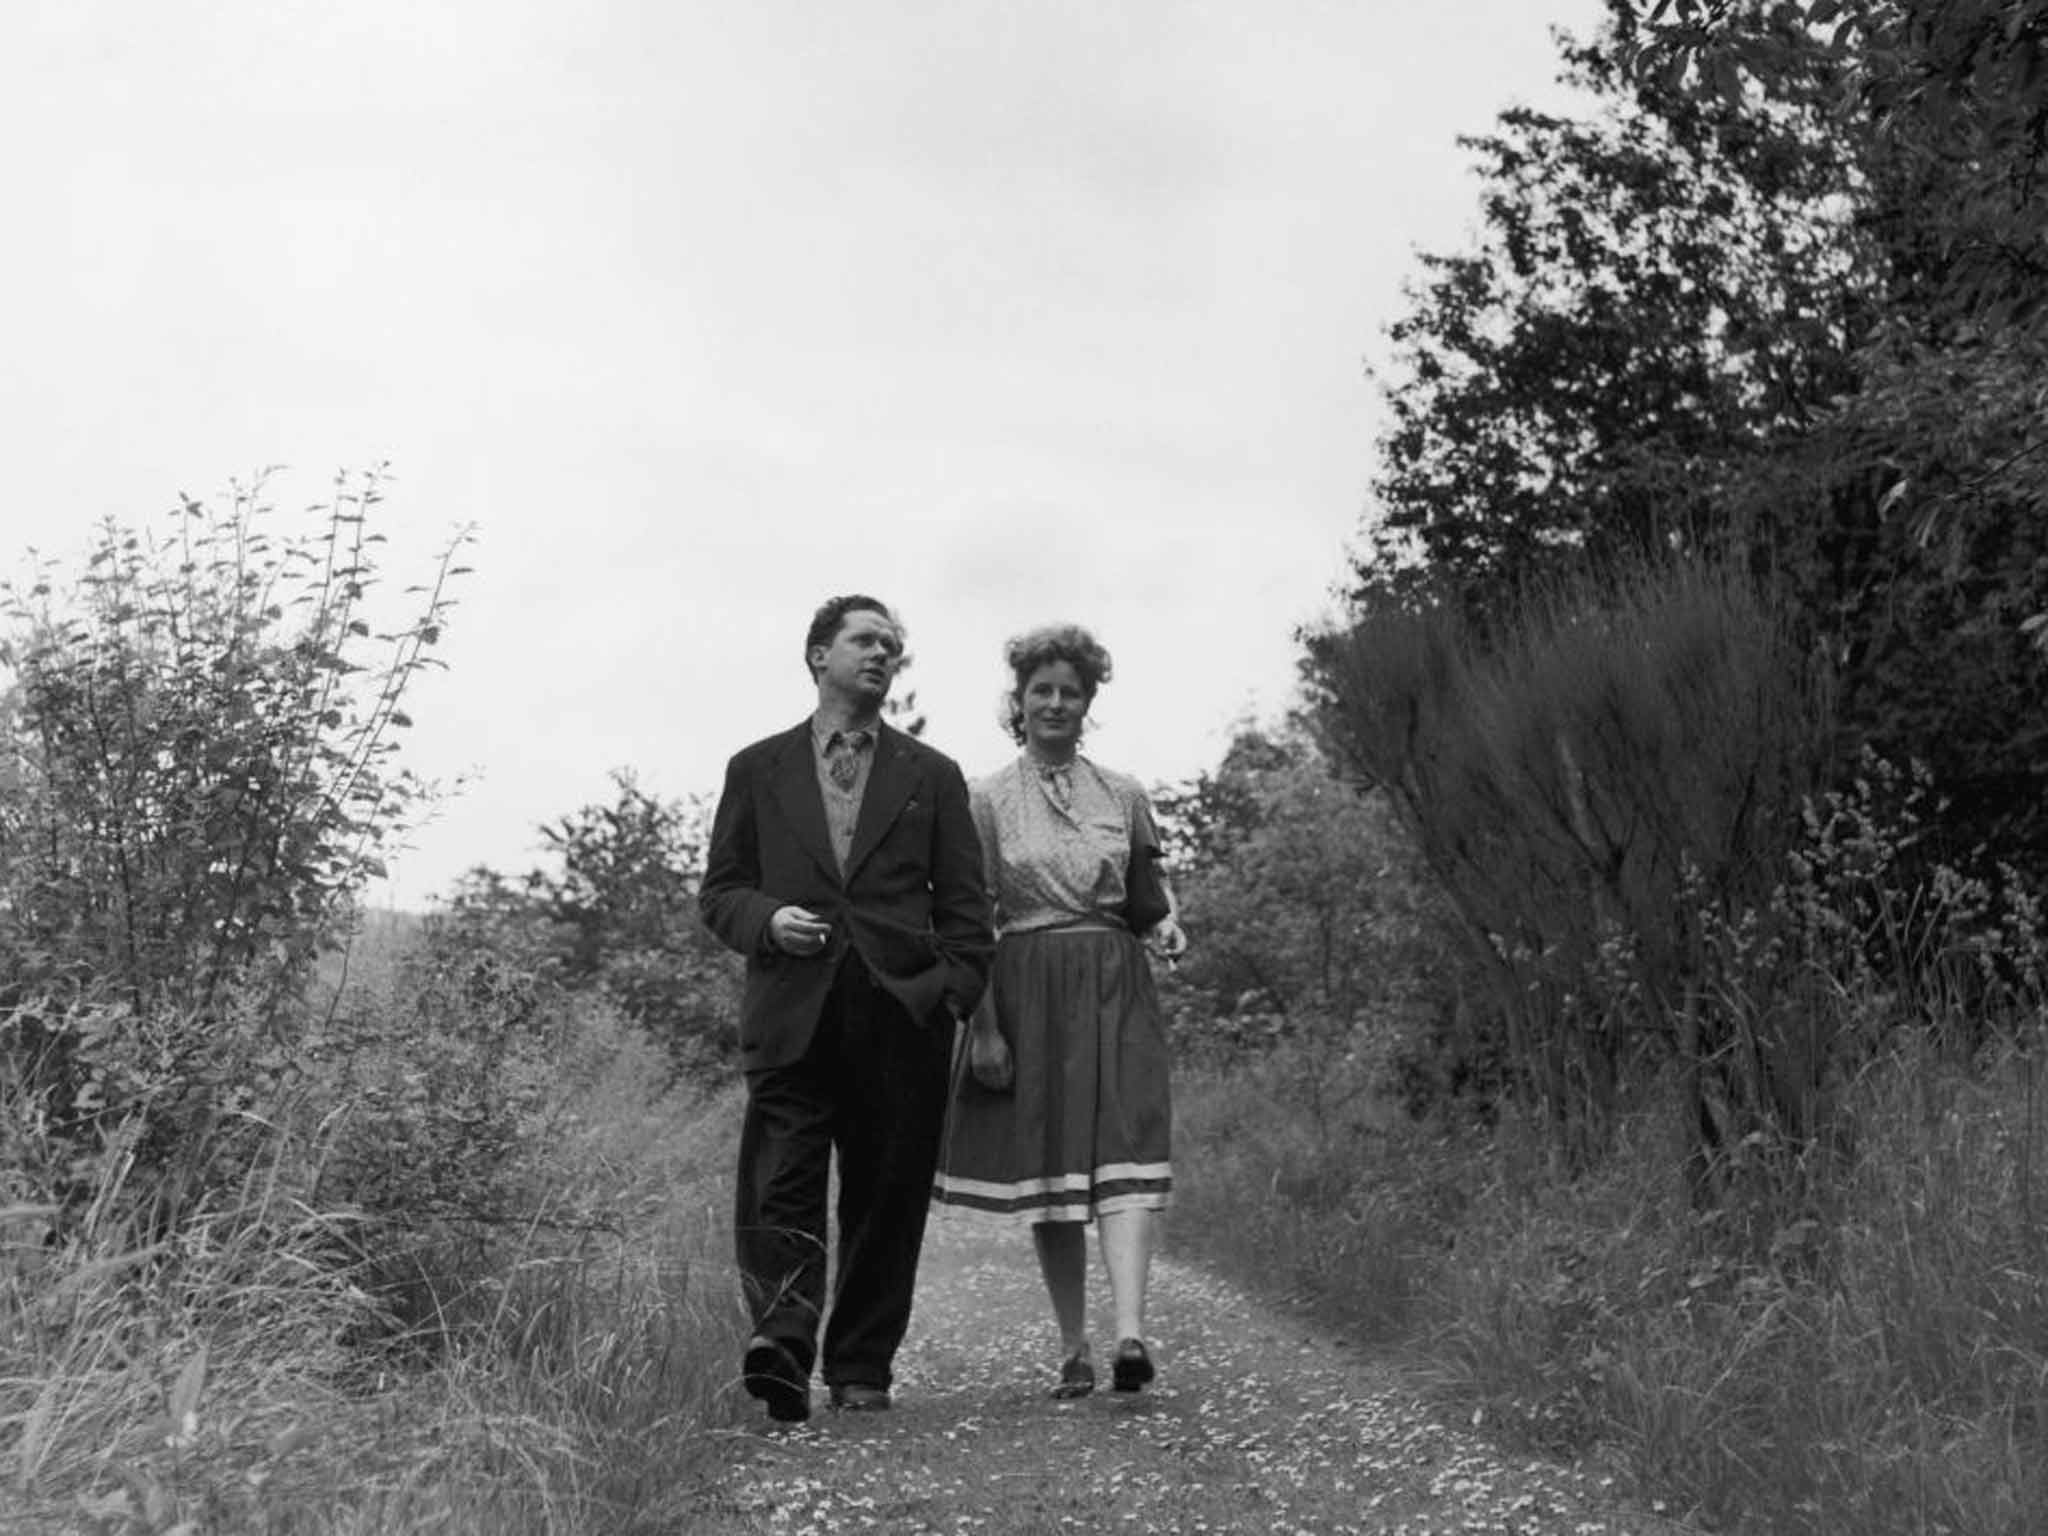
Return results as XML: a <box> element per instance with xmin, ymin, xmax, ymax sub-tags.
<box><xmin>843</xmin><ymin>724</ymin><xmax>918</xmax><ymax>883</ymax></box>
<box><xmin>766</xmin><ymin>722</ymin><xmax>842</xmax><ymax>885</ymax></box>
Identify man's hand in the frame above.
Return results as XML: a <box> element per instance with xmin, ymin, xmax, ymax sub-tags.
<box><xmin>769</xmin><ymin>905</ymin><xmax>832</xmax><ymax>957</ymax></box>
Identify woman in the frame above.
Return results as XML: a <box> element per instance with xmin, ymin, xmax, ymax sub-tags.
<box><xmin>932</xmin><ymin>623</ymin><xmax>1188</xmax><ymax>1399</ymax></box>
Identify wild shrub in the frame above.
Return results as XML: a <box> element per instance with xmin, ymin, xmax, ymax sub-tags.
<box><xmin>0</xmin><ymin>475</ymin><xmax>469</xmax><ymax>1231</ymax></box>
<box><xmin>1308</xmin><ymin>555</ymin><xmax>1833</xmax><ymax>1168</ymax></box>
<box><xmin>301</xmin><ymin>936</ymin><xmax>633</xmax><ymax>1350</ymax></box>
<box><xmin>0</xmin><ymin>485</ymin><xmax>759</xmax><ymax>1532</ymax></box>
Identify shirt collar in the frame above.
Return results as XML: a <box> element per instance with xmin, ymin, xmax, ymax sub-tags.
<box><xmin>812</xmin><ymin>714</ymin><xmax>881</xmax><ymax>752</ymax></box>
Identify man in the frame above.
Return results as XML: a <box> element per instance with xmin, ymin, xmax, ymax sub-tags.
<box><xmin>701</xmin><ymin>594</ymin><xmax>994</xmax><ymax>1423</ymax></box>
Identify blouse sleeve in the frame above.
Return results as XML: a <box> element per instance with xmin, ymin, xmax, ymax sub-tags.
<box><xmin>968</xmin><ymin>777</ymin><xmax>1003</xmax><ymax>928</ymax></box>
<box><xmin>1130</xmin><ymin>785</ymin><xmax>1163</xmax><ymax>859</ymax></box>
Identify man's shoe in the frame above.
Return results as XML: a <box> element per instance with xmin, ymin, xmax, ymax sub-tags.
<box><xmin>827</xmin><ymin>1383</ymin><xmax>892</xmax><ymax>1412</ymax></box>
<box><xmin>742</xmin><ymin>1335</ymin><xmax>810</xmax><ymax>1423</ymax></box>
<box><xmin>1111</xmin><ymin>1337</ymin><xmax>1154</xmax><ymax>1393</ymax></box>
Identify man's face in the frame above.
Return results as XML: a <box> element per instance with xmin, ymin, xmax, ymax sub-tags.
<box><xmin>811</xmin><ymin>607</ymin><xmax>903</xmax><ymax>704</ymax></box>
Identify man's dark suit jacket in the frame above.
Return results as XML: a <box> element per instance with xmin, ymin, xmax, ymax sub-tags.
<box><xmin>700</xmin><ymin>720</ymin><xmax>994</xmax><ymax>1071</ymax></box>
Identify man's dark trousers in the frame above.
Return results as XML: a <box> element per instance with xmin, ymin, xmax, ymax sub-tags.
<box><xmin>734</xmin><ymin>950</ymin><xmax>957</xmax><ymax>1391</ymax></box>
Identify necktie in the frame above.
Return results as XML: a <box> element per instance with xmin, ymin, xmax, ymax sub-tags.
<box><xmin>827</xmin><ymin>729</ymin><xmax>870</xmax><ymax>792</ymax></box>
<box><xmin>1045</xmin><ymin>764</ymin><xmax>1073</xmax><ymax>809</ymax></box>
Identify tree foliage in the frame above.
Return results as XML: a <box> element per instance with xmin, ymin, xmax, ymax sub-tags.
<box><xmin>435</xmin><ymin>769</ymin><xmax>739</xmax><ymax>1073</ymax></box>
<box><xmin>1617</xmin><ymin>0</ymin><xmax>2048</xmax><ymax>326</ymax></box>
<box><xmin>1157</xmin><ymin>729</ymin><xmax>1467</xmax><ymax>1131</ymax></box>
<box><xmin>1359</xmin><ymin>8</ymin><xmax>2048</xmax><ymax>871</ymax></box>
<box><xmin>1364</xmin><ymin>34</ymin><xmax>1870</xmax><ymax>608</ymax></box>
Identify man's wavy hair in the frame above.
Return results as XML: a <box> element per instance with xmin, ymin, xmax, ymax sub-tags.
<box><xmin>803</xmin><ymin>594</ymin><xmax>900</xmax><ymax>680</ymax></box>
<box><xmin>1000</xmin><ymin>622</ymin><xmax>1112</xmax><ymax>744</ymax></box>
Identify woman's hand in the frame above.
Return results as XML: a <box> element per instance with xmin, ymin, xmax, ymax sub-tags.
<box><xmin>967</xmin><ymin>1021</ymin><xmax>1014</xmax><ymax>1092</ymax></box>
<box><xmin>1145</xmin><ymin>916</ymin><xmax>1188</xmax><ymax>964</ymax></box>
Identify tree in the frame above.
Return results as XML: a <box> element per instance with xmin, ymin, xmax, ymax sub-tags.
<box><xmin>1615</xmin><ymin>0</ymin><xmax>2048</xmax><ymax>328</ymax></box>
<box><xmin>1360</xmin><ymin>11</ymin><xmax>2048</xmax><ymax>871</ymax></box>
<box><xmin>1608</xmin><ymin>0</ymin><xmax>2048</xmax><ymax>863</ymax></box>
<box><xmin>885</xmin><ymin>687</ymin><xmax>927</xmax><ymax>739</ymax></box>
<box><xmin>1160</xmin><ymin>729</ymin><xmax>1461</xmax><ymax>1133</ymax></box>
<box><xmin>1151</xmin><ymin>727</ymin><xmax>1293</xmax><ymax>873</ymax></box>
<box><xmin>435</xmin><ymin>769</ymin><xmax>739</xmax><ymax>1072</ymax></box>
<box><xmin>1363</xmin><ymin>27</ymin><xmax>1871</xmax><ymax>610</ymax></box>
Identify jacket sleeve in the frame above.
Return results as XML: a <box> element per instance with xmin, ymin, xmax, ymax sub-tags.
<box><xmin>700</xmin><ymin>750</ymin><xmax>783</xmax><ymax>959</ymax></box>
<box><xmin>929</xmin><ymin>755</ymin><xmax>995</xmax><ymax>1018</ymax></box>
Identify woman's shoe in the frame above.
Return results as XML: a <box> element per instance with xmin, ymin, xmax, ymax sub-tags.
<box><xmin>1111</xmin><ymin>1337</ymin><xmax>1154</xmax><ymax>1393</ymax></box>
<box><xmin>1051</xmin><ymin>1350</ymin><xmax>1095</xmax><ymax>1400</ymax></box>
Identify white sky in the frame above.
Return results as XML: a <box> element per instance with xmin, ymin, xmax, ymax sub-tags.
<box><xmin>4</xmin><ymin>0</ymin><xmax>1603</xmax><ymax>907</ymax></box>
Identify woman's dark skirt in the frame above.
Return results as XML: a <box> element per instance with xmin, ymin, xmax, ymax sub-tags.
<box><xmin>932</xmin><ymin>924</ymin><xmax>1172</xmax><ymax>1224</ymax></box>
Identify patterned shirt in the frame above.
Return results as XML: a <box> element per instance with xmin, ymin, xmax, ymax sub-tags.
<box><xmin>969</xmin><ymin>754</ymin><xmax>1162</xmax><ymax>935</ymax></box>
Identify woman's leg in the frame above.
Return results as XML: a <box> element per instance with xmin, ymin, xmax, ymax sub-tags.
<box><xmin>1032</xmin><ymin>1220</ymin><xmax>1090</xmax><ymax>1357</ymax></box>
<box><xmin>1097</xmin><ymin>1208</ymin><xmax>1155</xmax><ymax>1343</ymax></box>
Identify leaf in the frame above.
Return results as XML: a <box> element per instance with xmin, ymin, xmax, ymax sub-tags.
<box><xmin>1711</xmin><ymin>52</ymin><xmax>1745</xmax><ymax>105</ymax></box>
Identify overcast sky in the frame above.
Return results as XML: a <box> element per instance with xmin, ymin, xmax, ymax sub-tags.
<box><xmin>5</xmin><ymin>0</ymin><xmax>1604</xmax><ymax>906</ymax></box>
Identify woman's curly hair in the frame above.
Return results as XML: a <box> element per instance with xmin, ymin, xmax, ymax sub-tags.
<box><xmin>999</xmin><ymin>622</ymin><xmax>1113</xmax><ymax>744</ymax></box>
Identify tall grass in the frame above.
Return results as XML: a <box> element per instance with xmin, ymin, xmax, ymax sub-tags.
<box><xmin>1421</xmin><ymin>1032</ymin><xmax>2048</xmax><ymax>1536</ymax></box>
<box><xmin>1173</xmin><ymin>1004</ymin><xmax>2048</xmax><ymax>1535</ymax></box>
<box><xmin>1170</xmin><ymin>1038</ymin><xmax>1479</xmax><ymax>1345</ymax></box>
<box><xmin>1195</xmin><ymin>552</ymin><xmax>2044</xmax><ymax>1528</ymax></box>
<box><xmin>0</xmin><ymin>926</ymin><xmax>749</xmax><ymax>1536</ymax></box>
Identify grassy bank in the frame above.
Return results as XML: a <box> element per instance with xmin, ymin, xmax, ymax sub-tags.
<box><xmin>1170</xmin><ymin>1032</ymin><xmax>2048</xmax><ymax>1536</ymax></box>
<box><xmin>1</xmin><ymin>943</ymin><xmax>749</xmax><ymax>1536</ymax></box>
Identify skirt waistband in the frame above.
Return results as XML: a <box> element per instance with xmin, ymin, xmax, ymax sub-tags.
<box><xmin>1003</xmin><ymin>917</ymin><xmax>1126</xmax><ymax>938</ymax></box>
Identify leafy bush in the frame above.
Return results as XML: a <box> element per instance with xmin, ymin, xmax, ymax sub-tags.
<box><xmin>0</xmin><ymin>474</ymin><xmax>468</xmax><ymax>1231</ymax></box>
<box><xmin>0</xmin><ymin>482</ymin><xmax>757</xmax><ymax>1534</ymax></box>
<box><xmin>305</xmin><ymin>933</ymin><xmax>714</xmax><ymax>1354</ymax></box>
<box><xmin>437</xmin><ymin>769</ymin><xmax>739</xmax><ymax>1076</ymax></box>
<box><xmin>1157</xmin><ymin>729</ymin><xmax>1468</xmax><ymax>1131</ymax></box>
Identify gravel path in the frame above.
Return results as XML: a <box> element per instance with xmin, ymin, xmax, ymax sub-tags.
<box><xmin>681</xmin><ymin>1218</ymin><xmax>1695</xmax><ymax>1535</ymax></box>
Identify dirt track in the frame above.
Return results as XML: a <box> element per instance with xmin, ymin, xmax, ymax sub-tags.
<box><xmin>678</xmin><ymin>1217</ymin><xmax>1694</xmax><ymax>1535</ymax></box>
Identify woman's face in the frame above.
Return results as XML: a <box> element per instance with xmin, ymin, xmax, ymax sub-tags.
<box><xmin>1020</xmin><ymin>660</ymin><xmax>1089</xmax><ymax>754</ymax></box>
